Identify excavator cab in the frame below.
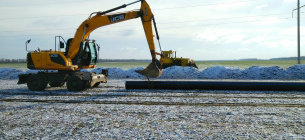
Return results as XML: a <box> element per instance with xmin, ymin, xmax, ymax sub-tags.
<box><xmin>73</xmin><ymin>40</ymin><xmax>98</xmax><ymax>69</ymax></box>
<box><xmin>80</xmin><ymin>41</ymin><xmax>97</xmax><ymax>66</ymax></box>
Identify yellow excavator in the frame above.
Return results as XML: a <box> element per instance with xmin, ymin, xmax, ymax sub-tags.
<box><xmin>18</xmin><ymin>0</ymin><xmax>163</xmax><ymax>91</ymax></box>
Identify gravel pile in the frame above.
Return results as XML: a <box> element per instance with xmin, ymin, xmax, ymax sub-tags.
<box><xmin>2</xmin><ymin>64</ymin><xmax>305</xmax><ymax>80</ymax></box>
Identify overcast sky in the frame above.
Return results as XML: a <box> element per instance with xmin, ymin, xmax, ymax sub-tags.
<box><xmin>0</xmin><ymin>0</ymin><xmax>304</xmax><ymax>60</ymax></box>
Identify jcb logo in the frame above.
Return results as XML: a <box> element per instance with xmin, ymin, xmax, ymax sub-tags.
<box><xmin>50</xmin><ymin>54</ymin><xmax>58</xmax><ymax>58</ymax></box>
<box><xmin>108</xmin><ymin>14</ymin><xmax>125</xmax><ymax>23</ymax></box>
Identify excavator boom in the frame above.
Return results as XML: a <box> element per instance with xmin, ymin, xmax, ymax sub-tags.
<box><xmin>67</xmin><ymin>0</ymin><xmax>163</xmax><ymax>78</ymax></box>
<box><xmin>68</xmin><ymin>10</ymin><xmax>140</xmax><ymax>59</ymax></box>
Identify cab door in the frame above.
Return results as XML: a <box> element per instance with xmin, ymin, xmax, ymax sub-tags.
<box><xmin>81</xmin><ymin>42</ymin><xmax>97</xmax><ymax>66</ymax></box>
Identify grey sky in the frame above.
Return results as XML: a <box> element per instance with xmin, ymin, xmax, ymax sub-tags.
<box><xmin>0</xmin><ymin>0</ymin><xmax>304</xmax><ymax>60</ymax></box>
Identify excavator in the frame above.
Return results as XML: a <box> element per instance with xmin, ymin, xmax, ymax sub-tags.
<box><xmin>17</xmin><ymin>0</ymin><xmax>163</xmax><ymax>91</ymax></box>
<box><xmin>162</xmin><ymin>50</ymin><xmax>198</xmax><ymax>69</ymax></box>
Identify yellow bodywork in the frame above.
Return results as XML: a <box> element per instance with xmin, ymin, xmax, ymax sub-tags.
<box><xmin>163</xmin><ymin>50</ymin><xmax>191</xmax><ymax>66</ymax></box>
<box><xmin>28</xmin><ymin>51</ymin><xmax>78</xmax><ymax>70</ymax></box>
<box><xmin>27</xmin><ymin>0</ymin><xmax>162</xmax><ymax>76</ymax></box>
<box><xmin>162</xmin><ymin>50</ymin><xmax>197</xmax><ymax>68</ymax></box>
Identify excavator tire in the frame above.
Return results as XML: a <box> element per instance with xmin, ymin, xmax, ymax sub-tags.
<box><xmin>49</xmin><ymin>82</ymin><xmax>65</xmax><ymax>87</ymax></box>
<box><xmin>66</xmin><ymin>75</ymin><xmax>85</xmax><ymax>91</ymax></box>
<box><xmin>27</xmin><ymin>74</ymin><xmax>48</xmax><ymax>91</ymax></box>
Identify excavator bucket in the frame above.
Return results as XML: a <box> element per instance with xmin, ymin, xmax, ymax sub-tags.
<box><xmin>135</xmin><ymin>60</ymin><xmax>163</xmax><ymax>78</ymax></box>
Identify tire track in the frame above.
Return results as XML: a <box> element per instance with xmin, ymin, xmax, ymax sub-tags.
<box><xmin>1</xmin><ymin>92</ymin><xmax>305</xmax><ymax>100</ymax></box>
<box><xmin>1</xmin><ymin>98</ymin><xmax>305</xmax><ymax>108</ymax></box>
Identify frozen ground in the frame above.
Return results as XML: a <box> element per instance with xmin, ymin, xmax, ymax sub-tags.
<box><xmin>1</xmin><ymin>79</ymin><xmax>305</xmax><ymax>139</ymax></box>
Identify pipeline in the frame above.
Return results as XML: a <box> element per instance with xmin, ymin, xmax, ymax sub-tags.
<box><xmin>125</xmin><ymin>80</ymin><xmax>305</xmax><ymax>91</ymax></box>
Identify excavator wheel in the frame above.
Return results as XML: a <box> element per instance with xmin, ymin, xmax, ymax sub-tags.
<box><xmin>49</xmin><ymin>82</ymin><xmax>65</xmax><ymax>87</ymax></box>
<box><xmin>66</xmin><ymin>75</ymin><xmax>85</xmax><ymax>91</ymax></box>
<box><xmin>27</xmin><ymin>74</ymin><xmax>48</xmax><ymax>91</ymax></box>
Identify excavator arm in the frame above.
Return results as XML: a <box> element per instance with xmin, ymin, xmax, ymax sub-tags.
<box><xmin>67</xmin><ymin>0</ymin><xmax>163</xmax><ymax>78</ymax></box>
<box><xmin>68</xmin><ymin>10</ymin><xmax>140</xmax><ymax>59</ymax></box>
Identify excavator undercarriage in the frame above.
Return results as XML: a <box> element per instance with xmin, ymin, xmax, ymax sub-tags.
<box><xmin>18</xmin><ymin>70</ymin><xmax>107</xmax><ymax>91</ymax></box>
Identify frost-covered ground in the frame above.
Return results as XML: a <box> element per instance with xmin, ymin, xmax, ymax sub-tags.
<box><xmin>1</xmin><ymin>65</ymin><xmax>305</xmax><ymax>139</ymax></box>
<box><xmin>1</xmin><ymin>79</ymin><xmax>305</xmax><ymax>139</ymax></box>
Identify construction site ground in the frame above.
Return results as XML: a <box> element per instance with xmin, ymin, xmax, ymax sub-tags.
<box><xmin>1</xmin><ymin>79</ymin><xmax>305</xmax><ymax>139</ymax></box>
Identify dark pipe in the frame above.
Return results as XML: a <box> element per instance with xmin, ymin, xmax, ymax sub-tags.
<box><xmin>88</xmin><ymin>0</ymin><xmax>141</xmax><ymax>18</ymax></box>
<box><xmin>126</xmin><ymin>80</ymin><xmax>305</xmax><ymax>91</ymax></box>
<box><xmin>99</xmin><ymin>4</ymin><xmax>127</xmax><ymax>15</ymax></box>
<box><xmin>25</xmin><ymin>39</ymin><xmax>31</xmax><ymax>52</ymax></box>
<box><xmin>99</xmin><ymin>0</ymin><xmax>141</xmax><ymax>15</ymax></box>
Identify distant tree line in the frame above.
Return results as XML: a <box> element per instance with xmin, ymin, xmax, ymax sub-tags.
<box><xmin>0</xmin><ymin>58</ymin><xmax>26</xmax><ymax>63</ymax></box>
<box><xmin>97</xmin><ymin>59</ymin><xmax>150</xmax><ymax>62</ymax></box>
<box><xmin>0</xmin><ymin>58</ymin><xmax>150</xmax><ymax>63</ymax></box>
<box><xmin>2</xmin><ymin>57</ymin><xmax>304</xmax><ymax>63</ymax></box>
<box><xmin>269</xmin><ymin>56</ymin><xmax>305</xmax><ymax>61</ymax></box>
<box><xmin>238</xmin><ymin>58</ymin><xmax>259</xmax><ymax>61</ymax></box>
